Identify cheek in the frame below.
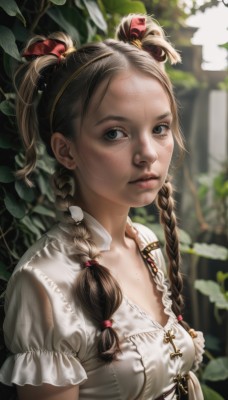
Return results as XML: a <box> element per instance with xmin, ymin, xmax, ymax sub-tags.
<box><xmin>161</xmin><ymin>138</ymin><xmax>174</xmax><ymax>163</ymax></box>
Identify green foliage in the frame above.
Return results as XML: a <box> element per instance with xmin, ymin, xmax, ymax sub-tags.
<box><xmin>195</xmin><ymin>279</ymin><xmax>228</xmax><ymax>310</ymax></box>
<box><xmin>196</xmin><ymin>165</ymin><xmax>228</xmax><ymax>234</ymax></box>
<box><xmin>203</xmin><ymin>357</ymin><xmax>228</xmax><ymax>381</ymax></box>
<box><xmin>167</xmin><ymin>68</ymin><xmax>199</xmax><ymax>90</ymax></box>
<box><xmin>201</xmin><ymin>384</ymin><xmax>225</xmax><ymax>400</ymax></box>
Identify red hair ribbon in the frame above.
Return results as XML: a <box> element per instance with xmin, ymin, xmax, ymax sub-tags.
<box><xmin>84</xmin><ymin>260</ymin><xmax>99</xmax><ymax>268</ymax></box>
<box><xmin>129</xmin><ymin>16</ymin><xmax>146</xmax><ymax>39</ymax></box>
<box><xmin>23</xmin><ymin>39</ymin><xmax>66</xmax><ymax>60</ymax></box>
<box><xmin>177</xmin><ymin>315</ymin><xmax>183</xmax><ymax>322</ymax></box>
<box><xmin>101</xmin><ymin>320</ymin><xmax>112</xmax><ymax>329</ymax></box>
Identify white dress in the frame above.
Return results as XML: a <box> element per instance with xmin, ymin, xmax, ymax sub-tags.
<box><xmin>0</xmin><ymin>210</ymin><xmax>204</xmax><ymax>399</ymax></box>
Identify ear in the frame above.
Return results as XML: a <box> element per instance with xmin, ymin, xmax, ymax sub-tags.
<box><xmin>51</xmin><ymin>132</ymin><xmax>77</xmax><ymax>170</ymax></box>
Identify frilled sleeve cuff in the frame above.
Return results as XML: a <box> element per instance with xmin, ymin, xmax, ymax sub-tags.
<box><xmin>191</xmin><ymin>331</ymin><xmax>205</xmax><ymax>372</ymax></box>
<box><xmin>188</xmin><ymin>371</ymin><xmax>204</xmax><ymax>400</ymax></box>
<box><xmin>0</xmin><ymin>349</ymin><xmax>87</xmax><ymax>387</ymax></box>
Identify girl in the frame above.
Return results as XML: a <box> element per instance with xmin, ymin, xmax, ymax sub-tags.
<box><xmin>0</xmin><ymin>14</ymin><xmax>204</xmax><ymax>400</ymax></box>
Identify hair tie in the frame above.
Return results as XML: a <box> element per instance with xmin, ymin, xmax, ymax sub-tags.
<box><xmin>84</xmin><ymin>260</ymin><xmax>99</xmax><ymax>268</ymax></box>
<box><xmin>69</xmin><ymin>206</ymin><xmax>84</xmax><ymax>225</ymax></box>
<box><xmin>129</xmin><ymin>16</ymin><xmax>146</xmax><ymax>39</ymax></box>
<box><xmin>130</xmin><ymin>39</ymin><xmax>143</xmax><ymax>50</ymax></box>
<box><xmin>23</xmin><ymin>39</ymin><xmax>75</xmax><ymax>61</ymax></box>
<box><xmin>177</xmin><ymin>315</ymin><xmax>183</xmax><ymax>322</ymax></box>
<box><xmin>101</xmin><ymin>320</ymin><xmax>112</xmax><ymax>330</ymax></box>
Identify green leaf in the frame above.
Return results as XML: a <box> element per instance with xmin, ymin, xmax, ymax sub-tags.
<box><xmin>4</xmin><ymin>192</ymin><xmax>26</xmax><ymax>219</ymax></box>
<box><xmin>58</xmin><ymin>5</ymin><xmax>88</xmax><ymax>43</ymax></box>
<box><xmin>205</xmin><ymin>334</ymin><xmax>221</xmax><ymax>352</ymax></box>
<box><xmin>203</xmin><ymin>357</ymin><xmax>228</xmax><ymax>382</ymax></box>
<box><xmin>179</xmin><ymin>229</ymin><xmax>192</xmax><ymax>245</ymax></box>
<box><xmin>0</xmin><ymin>0</ymin><xmax>26</xmax><ymax>26</ymax></box>
<box><xmin>15</xmin><ymin>180</ymin><xmax>36</xmax><ymax>202</ymax></box>
<box><xmin>0</xmin><ymin>100</ymin><xmax>15</xmax><ymax>116</ymax></box>
<box><xmin>47</xmin><ymin>8</ymin><xmax>80</xmax><ymax>42</ymax></box>
<box><xmin>0</xmin><ymin>261</ymin><xmax>11</xmax><ymax>282</ymax></box>
<box><xmin>20</xmin><ymin>216</ymin><xmax>41</xmax><ymax>238</ymax></box>
<box><xmin>0</xmin><ymin>166</ymin><xmax>15</xmax><ymax>183</ymax></box>
<box><xmin>33</xmin><ymin>204</ymin><xmax>55</xmax><ymax>218</ymax></box>
<box><xmin>193</xmin><ymin>243</ymin><xmax>228</xmax><ymax>260</ymax></box>
<box><xmin>50</xmin><ymin>0</ymin><xmax>67</xmax><ymax>4</ymax></box>
<box><xmin>201</xmin><ymin>384</ymin><xmax>225</xmax><ymax>400</ymax></box>
<box><xmin>194</xmin><ymin>280</ymin><xmax>228</xmax><ymax>310</ymax></box>
<box><xmin>102</xmin><ymin>0</ymin><xmax>146</xmax><ymax>15</ymax></box>
<box><xmin>31</xmin><ymin>216</ymin><xmax>46</xmax><ymax>231</ymax></box>
<box><xmin>219</xmin><ymin>42</ymin><xmax>228</xmax><ymax>50</ymax></box>
<box><xmin>82</xmin><ymin>0</ymin><xmax>107</xmax><ymax>32</ymax></box>
<box><xmin>0</xmin><ymin>26</ymin><xmax>21</xmax><ymax>60</ymax></box>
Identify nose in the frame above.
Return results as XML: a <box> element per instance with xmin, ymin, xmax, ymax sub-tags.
<box><xmin>133</xmin><ymin>133</ymin><xmax>158</xmax><ymax>166</ymax></box>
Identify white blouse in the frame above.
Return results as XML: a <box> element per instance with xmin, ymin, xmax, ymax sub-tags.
<box><xmin>0</xmin><ymin>211</ymin><xmax>204</xmax><ymax>399</ymax></box>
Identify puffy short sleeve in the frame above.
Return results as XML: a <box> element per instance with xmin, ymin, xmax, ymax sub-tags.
<box><xmin>0</xmin><ymin>266</ymin><xmax>87</xmax><ymax>387</ymax></box>
<box><xmin>191</xmin><ymin>330</ymin><xmax>205</xmax><ymax>372</ymax></box>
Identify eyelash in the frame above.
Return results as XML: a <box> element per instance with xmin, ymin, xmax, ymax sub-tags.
<box><xmin>103</xmin><ymin>123</ymin><xmax>171</xmax><ymax>142</ymax></box>
<box><xmin>103</xmin><ymin>128</ymin><xmax>127</xmax><ymax>141</ymax></box>
<box><xmin>153</xmin><ymin>123</ymin><xmax>171</xmax><ymax>136</ymax></box>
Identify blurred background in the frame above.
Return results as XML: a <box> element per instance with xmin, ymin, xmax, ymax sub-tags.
<box><xmin>0</xmin><ymin>1</ymin><xmax>227</xmax><ymax>399</ymax></box>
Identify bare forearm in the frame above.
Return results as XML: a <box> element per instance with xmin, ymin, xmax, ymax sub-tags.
<box><xmin>17</xmin><ymin>383</ymin><xmax>79</xmax><ymax>400</ymax></box>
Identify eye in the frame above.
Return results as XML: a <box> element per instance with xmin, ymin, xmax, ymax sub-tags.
<box><xmin>153</xmin><ymin>124</ymin><xmax>170</xmax><ymax>135</ymax></box>
<box><xmin>104</xmin><ymin>128</ymin><xmax>126</xmax><ymax>141</ymax></box>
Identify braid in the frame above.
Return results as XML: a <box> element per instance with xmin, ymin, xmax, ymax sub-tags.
<box><xmin>156</xmin><ymin>179</ymin><xmax>190</xmax><ymax>331</ymax></box>
<box><xmin>52</xmin><ymin>165</ymin><xmax>123</xmax><ymax>361</ymax></box>
<box><xmin>75</xmin><ymin>263</ymin><xmax>122</xmax><ymax>362</ymax></box>
<box><xmin>52</xmin><ymin>164</ymin><xmax>75</xmax><ymax>212</ymax></box>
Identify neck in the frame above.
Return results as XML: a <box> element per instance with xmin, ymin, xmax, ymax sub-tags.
<box><xmin>77</xmin><ymin>201</ymin><xmax>130</xmax><ymax>248</ymax></box>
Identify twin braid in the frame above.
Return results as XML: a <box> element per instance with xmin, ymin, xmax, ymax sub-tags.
<box><xmin>52</xmin><ymin>165</ymin><xmax>122</xmax><ymax>362</ymax></box>
<box><xmin>157</xmin><ymin>180</ymin><xmax>190</xmax><ymax>332</ymax></box>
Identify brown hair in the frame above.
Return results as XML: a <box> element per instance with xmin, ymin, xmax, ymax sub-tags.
<box><xmin>14</xmin><ymin>13</ymin><xmax>188</xmax><ymax>361</ymax></box>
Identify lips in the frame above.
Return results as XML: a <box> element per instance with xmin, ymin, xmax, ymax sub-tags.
<box><xmin>129</xmin><ymin>174</ymin><xmax>159</xmax><ymax>184</ymax></box>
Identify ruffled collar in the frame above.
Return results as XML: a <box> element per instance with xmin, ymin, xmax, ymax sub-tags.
<box><xmin>68</xmin><ymin>206</ymin><xmax>144</xmax><ymax>252</ymax></box>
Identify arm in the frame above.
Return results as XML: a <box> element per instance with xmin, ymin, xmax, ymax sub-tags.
<box><xmin>17</xmin><ymin>383</ymin><xmax>79</xmax><ymax>400</ymax></box>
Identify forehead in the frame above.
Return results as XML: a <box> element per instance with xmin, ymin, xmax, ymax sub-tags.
<box><xmin>86</xmin><ymin>69</ymin><xmax>171</xmax><ymax>119</ymax></box>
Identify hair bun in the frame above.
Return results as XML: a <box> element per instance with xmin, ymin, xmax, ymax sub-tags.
<box><xmin>144</xmin><ymin>44</ymin><xmax>167</xmax><ymax>62</ymax></box>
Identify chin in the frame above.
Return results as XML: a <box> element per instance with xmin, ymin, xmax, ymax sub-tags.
<box><xmin>130</xmin><ymin>195</ymin><xmax>158</xmax><ymax>208</ymax></box>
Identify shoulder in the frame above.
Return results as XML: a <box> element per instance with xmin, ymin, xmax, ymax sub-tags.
<box><xmin>132</xmin><ymin>222</ymin><xmax>167</xmax><ymax>275</ymax></box>
<box><xmin>6</xmin><ymin>223</ymin><xmax>81</xmax><ymax>307</ymax></box>
<box><xmin>132</xmin><ymin>222</ymin><xmax>159</xmax><ymax>243</ymax></box>
<box><xmin>13</xmin><ymin>223</ymin><xmax>80</xmax><ymax>275</ymax></box>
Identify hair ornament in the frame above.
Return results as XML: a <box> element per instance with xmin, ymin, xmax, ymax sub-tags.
<box><xmin>188</xmin><ymin>328</ymin><xmax>198</xmax><ymax>339</ymax></box>
<box><xmin>69</xmin><ymin>205</ymin><xmax>84</xmax><ymax>225</ymax></box>
<box><xmin>130</xmin><ymin>38</ymin><xmax>143</xmax><ymax>50</ymax></box>
<box><xmin>84</xmin><ymin>260</ymin><xmax>99</xmax><ymax>268</ymax></box>
<box><xmin>23</xmin><ymin>38</ymin><xmax>75</xmax><ymax>61</ymax></box>
<box><xmin>177</xmin><ymin>315</ymin><xmax>183</xmax><ymax>322</ymax></box>
<box><xmin>101</xmin><ymin>320</ymin><xmax>113</xmax><ymax>330</ymax></box>
<box><xmin>129</xmin><ymin>16</ymin><xmax>146</xmax><ymax>39</ymax></box>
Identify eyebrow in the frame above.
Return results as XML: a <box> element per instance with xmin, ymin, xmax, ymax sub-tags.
<box><xmin>95</xmin><ymin>112</ymin><xmax>173</xmax><ymax>126</ymax></box>
<box><xmin>156</xmin><ymin>112</ymin><xmax>173</xmax><ymax>120</ymax></box>
<box><xmin>95</xmin><ymin>115</ymin><xmax>131</xmax><ymax>126</ymax></box>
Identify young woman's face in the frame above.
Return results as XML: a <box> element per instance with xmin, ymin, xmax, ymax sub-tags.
<box><xmin>73</xmin><ymin>70</ymin><xmax>174</xmax><ymax>214</ymax></box>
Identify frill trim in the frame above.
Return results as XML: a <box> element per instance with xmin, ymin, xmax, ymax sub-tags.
<box><xmin>0</xmin><ymin>349</ymin><xmax>87</xmax><ymax>387</ymax></box>
<box><xmin>127</xmin><ymin>221</ymin><xmax>175</xmax><ymax>322</ymax></box>
<box><xmin>191</xmin><ymin>331</ymin><xmax>205</xmax><ymax>372</ymax></box>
